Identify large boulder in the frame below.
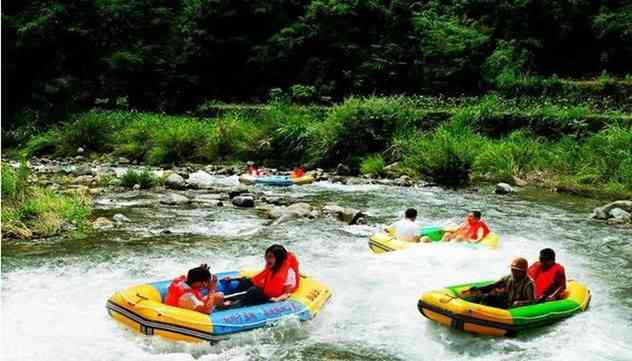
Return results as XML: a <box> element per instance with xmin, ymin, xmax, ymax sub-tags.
<box><xmin>322</xmin><ymin>203</ymin><xmax>366</xmax><ymax>225</ymax></box>
<box><xmin>165</xmin><ymin>173</ymin><xmax>186</xmax><ymax>190</ymax></box>
<box><xmin>187</xmin><ymin>170</ymin><xmax>214</xmax><ymax>189</ymax></box>
<box><xmin>607</xmin><ymin>208</ymin><xmax>632</xmax><ymax>224</ymax></box>
<box><xmin>266</xmin><ymin>203</ymin><xmax>317</xmax><ymax>225</ymax></box>
<box><xmin>232</xmin><ymin>195</ymin><xmax>255</xmax><ymax>207</ymax></box>
<box><xmin>160</xmin><ymin>193</ymin><xmax>191</xmax><ymax>205</ymax></box>
<box><xmin>495</xmin><ymin>183</ymin><xmax>514</xmax><ymax>194</ymax></box>
<box><xmin>592</xmin><ymin>200</ymin><xmax>632</xmax><ymax>221</ymax></box>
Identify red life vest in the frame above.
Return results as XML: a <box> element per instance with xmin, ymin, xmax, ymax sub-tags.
<box><xmin>292</xmin><ymin>168</ymin><xmax>305</xmax><ymax>178</ymax></box>
<box><xmin>252</xmin><ymin>252</ymin><xmax>300</xmax><ymax>298</ymax></box>
<box><xmin>466</xmin><ymin>220</ymin><xmax>490</xmax><ymax>240</ymax></box>
<box><xmin>164</xmin><ymin>275</ymin><xmax>206</xmax><ymax>307</ymax></box>
<box><xmin>528</xmin><ymin>262</ymin><xmax>566</xmax><ymax>298</ymax></box>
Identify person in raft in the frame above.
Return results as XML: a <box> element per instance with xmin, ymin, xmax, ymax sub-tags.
<box><xmin>384</xmin><ymin>208</ymin><xmax>420</xmax><ymax>242</ymax></box>
<box><xmin>291</xmin><ymin>165</ymin><xmax>305</xmax><ymax>178</ymax></box>
<box><xmin>246</xmin><ymin>161</ymin><xmax>261</xmax><ymax>176</ymax></box>
<box><xmin>223</xmin><ymin>245</ymin><xmax>300</xmax><ymax>307</ymax></box>
<box><xmin>528</xmin><ymin>248</ymin><xmax>567</xmax><ymax>303</ymax></box>
<box><xmin>442</xmin><ymin>210</ymin><xmax>490</xmax><ymax>243</ymax></box>
<box><xmin>469</xmin><ymin>257</ymin><xmax>535</xmax><ymax>309</ymax></box>
<box><xmin>164</xmin><ymin>264</ymin><xmax>226</xmax><ymax>314</ymax></box>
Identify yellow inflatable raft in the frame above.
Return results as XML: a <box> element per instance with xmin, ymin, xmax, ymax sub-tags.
<box><xmin>418</xmin><ymin>280</ymin><xmax>590</xmax><ymax>336</ymax></box>
<box><xmin>107</xmin><ymin>270</ymin><xmax>332</xmax><ymax>343</ymax></box>
<box><xmin>238</xmin><ymin>174</ymin><xmax>315</xmax><ymax>186</ymax></box>
<box><xmin>368</xmin><ymin>228</ymin><xmax>500</xmax><ymax>254</ymax></box>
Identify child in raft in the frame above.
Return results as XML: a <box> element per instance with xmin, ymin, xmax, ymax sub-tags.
<box><xmin>441</xmin><ymin>210</ymin><xmax>490</xmax><ymax>243</ymax></box>
<box><xmin>164</xmin><ymin>264</ymin><xmax>227</xmax><ymax>314</ymax></box>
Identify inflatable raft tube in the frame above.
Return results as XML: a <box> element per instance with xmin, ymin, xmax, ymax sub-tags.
<box><xmin>368</xmin><ymin>227</ymin><xmax>500</xmax><ymax>254</ymax></box>
<box><xmin>106</xmin><ymin>270</ymin><xmax>332</xmax><ymax>343</ymax></box>
<box><xmin>239</xmin><ymin>174</ymin><xmax>315</xmax><ymax>186</ymax></box>
<box><xmin>417</xmin><ymin>280</ymin><xmax>590</xmax><ymax>336</ymax></box>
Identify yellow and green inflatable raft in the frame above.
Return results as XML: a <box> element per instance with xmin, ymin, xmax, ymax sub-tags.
<box><xmin>418</xmin><ymin>280</ymin><xmax>590</xmax><ymax>336</ymax></box>
<box><xmin>369</xmin><ymin>226</ymin><xmax>500</xmax><ymax>254</ymax></box>
<box><xmin>238</xmin><ymin>174</ymin><xmax>315</xmax><ymax>186</ymax></box>
<box><xmin>107</xmin><ymin>270</ymin><xmax>331</xmax><ymax>343</ymax></box>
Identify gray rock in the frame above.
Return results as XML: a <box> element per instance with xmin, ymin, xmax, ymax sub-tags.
<box><xmin>165</xmin><ymin>173</ymin><xmax>186</xmax><ymax>190</ymax></box>
<box><xmin>229</xmin><ymin>185</ymin><xmax>250</xmax><ymax>199</ymax></box>
<box><xmin>132</xmin><ymin>184</ymin><xmax>141</xmax><ymax>190</ymax></box>
<box><xmin>393</xmin><ymin>175</ymin><xmax>413</xmax><ymax>187</ymax></box>
<box><xmin>335</xmin><ymin>163</ymin><xmax>352</xmax><ymax>176</ymax></box>
<box><xmin>329</xmin><ymin>175</ymin><xmax>346</xmax><ymax>184</ymax></box>
<box><xmin>72</xmin><ymin>164</ymin><xmax>92</xmax><ymax>176</ymax></box>
<box><xmin>607</xmin><ymin>208</ymin><xmax>632</xmax><ymax>224</ymax></box>
<box><xmin>261</xmin><ymin>196</ymin><xmax>288</xmax><ymax>206</ymax></box>
<box><xmin>93</xmin><ymin>217</ymin><xmax>114</xmax><ymax>230</ymax></box>
<box><xmin>77</xmin><ymin>147</ymin><xmax>85</xmax><ymax>154</ymax></box>
<box><xmin>160</xmin><ymin>193</ymin><xmax>191</xmax><ymax>205</ymax></box>
<box><xmin>592</xmin><ymin>200</ymin><xmax>632</xmax><ymax>220</ymax></box>
<box><xmin>322</xmin><ymin>204</ymin><xmax>345</xmax><ymax>215</ymax></box>
<box><xmin>118</xmin><ymin>157</ymin><xmax>130</xmax><ymax>164</ymax></box>
<box><xmin>322</xmin><ymin>203</ymin><xmax>366</xmax><ymax>225</ymax></box>
<box><xmin>112</xmin><ymin>213</ymin><xmax>131</xmax><ymax>223</ymax></box>
<box><xmin>495</xmin><ymin>183</ymin><xmax>514</xmax><ymax>194</ymax></box>
<box><xmin>232</xmin><ymin>195</ymin><xmax>255</xmax><ymax>207</ymax></box>
<box><xmin>74</xmin><ymin>155</ymin><xmax>85</xmax><ymax>161</ymax></box>
<box><xmin>187</xmin><ymin>170</ymin><xmax>214</xmax><ymax>189</ymax></box>
<box><xmin>267</xmin><ymin>203</ymin><xmax>315</xmax><ymax>225</ymax></box>
<box><xmin>192</xmin><ymin>194</ymin><xmax>224</xmax><ymax>206</ymax></box>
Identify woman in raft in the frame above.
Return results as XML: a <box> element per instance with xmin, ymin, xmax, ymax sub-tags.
<box><xmin>441</xmin><ymin>210</ymin><xmax>490</xmax><ymax>243</ymax></box>
<box><xmin>223</xmin><ymin>245</ymin><xmax>300</xmax><ymax>307</ymax></box>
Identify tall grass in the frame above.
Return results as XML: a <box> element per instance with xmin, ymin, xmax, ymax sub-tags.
<box><xmin>119</xmin><ymin>168</ymin><xmax>162</xmax><ymax>189</ymax></box>
<box><xmin>360</xmin><ymin>154</ymin><xmax>386</xmax><ymax>176</ymax></box>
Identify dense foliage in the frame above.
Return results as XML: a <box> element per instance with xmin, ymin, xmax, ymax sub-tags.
<box><xmin>4</xmin><ymin>0</ymin><xmax>632</xmax><ymax>129</ymax></box>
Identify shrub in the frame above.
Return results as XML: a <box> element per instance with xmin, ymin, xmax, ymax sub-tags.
<box><xmin>1</xmin><ymin>162</ymin><xmax>29</xmax><ymax>201</ymax></box>
<box><xmin>289</xmin><ymin>84</ymin><xmax>318</xmax><ymax>104</ymax></box>
<box><xmin>146</xmin><ymin>117</ymin><xmax>217</xmax><ymax>164</ymax></box>
<box><xmin>360</xmin><ymin>154</ymin><xmax>386</xmax><ymax>176</ymax></box>
<box><xmin>55</xmin><ymin>111</ymin><xmax>129</xmax><ymax>154</ymax></box>
<box><xmin>119</xmin><ymin>168</ymin><xmax>162</xmax><ymax>189</ymax></box>
<box><xmin>21</xmin><ymin>129</ymin><xmax>60</xmax><ymax>157</ymax></box>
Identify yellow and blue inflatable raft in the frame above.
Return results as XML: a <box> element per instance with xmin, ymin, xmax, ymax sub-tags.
<box><xmin>369</xmin><ymin>226</ymin><xmax>500</xmax><ymax>254</ymax></box>
<box><xmin>106</xmin><ymin>270</ymin><xmax>331</xmax><ymax>343</ymax></box>
<box><xmin>239</xmin><ymin>174</ymin><xmax>315</xmax><ymax>186</ymax></box>
<box><xmin>418</xmin><ymin>280</ymin><xmax>590</xmax><ymax>336</ymax></box>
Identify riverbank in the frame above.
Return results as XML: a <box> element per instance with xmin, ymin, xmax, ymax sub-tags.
<box><xmin>12</xmin><ymin>95</ymin><xmax>632</xmax><ymax>200</ymax></box>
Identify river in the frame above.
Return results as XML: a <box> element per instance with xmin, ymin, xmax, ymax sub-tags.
<box><xmin>2</xmin><ymin>176</ymin><xmax>632</xmax><ymax>361</ymax></box>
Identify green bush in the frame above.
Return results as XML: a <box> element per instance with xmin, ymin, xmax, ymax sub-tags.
<box><xmin>118</xmin><ymin>168</ymin><xmax>162</xmax><ymax>189</ymax></box>
<box><xmin>55</xmin><ymin>111</ymin><xmax>129</xmax><ymax>155</ymax></box>
<box><xmin>1</xmin><ymin>162</ymin><xmax>29</xmax><ymax>201</ymax></box>
<box><xmin>145</xmin><ymin>117</ymin><xmax>216</xmax><ymax>164</ymax></box>
<box><xmin>360</xmin><ymin>154</ymin><xmax>386</xmax><ymax>176</ymax></box>
<box><xmin>289</xmin><ymin>84</ymin><xmax>318</xmax><ymax>104</ymax></box>
<box><xmin>22</xmin><ymin>130</ymin><xmax>60</xmax><ymax>157</ymax></box>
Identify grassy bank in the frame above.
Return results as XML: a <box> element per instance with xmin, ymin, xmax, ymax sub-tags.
<box><xmin>19</xmin><ymin>95</ymin><xmax>632</xmax><ymax>198</ymax></box>
<box><xmin>1</xmin><ymin>162</ymin><xmax>91</xmax><ymax>239</ymax></box>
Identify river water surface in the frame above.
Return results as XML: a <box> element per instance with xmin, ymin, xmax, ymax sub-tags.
<box><xmin>3</xmin><ymin>176</ymin><xmax>632</xmax><ymax>361</ymax></box>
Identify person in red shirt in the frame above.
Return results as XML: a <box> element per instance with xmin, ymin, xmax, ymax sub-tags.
<box><xmin>291</xmin><ymin>165</ymin><xmax>305</xmax><ymax>178</ymax></box>
<box><xmin>442</xmin><ymin>210</ymin><xmax>491</xmax><ymax>243</ymax></box>
<box><xmin>164</xmin><ymin>264</ymin><xmax>226</xmax><ymax>314</ymax></box>
<box><xmin>528</xmin><ymin>248</ymin><xmax>567</xmax><ymax>302</ymax></box>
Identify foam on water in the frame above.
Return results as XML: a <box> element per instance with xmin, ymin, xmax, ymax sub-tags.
<box><xmin>2</xmin><ymin>180</ymin><xmax>632</xmax><ymax>361</ymax></box>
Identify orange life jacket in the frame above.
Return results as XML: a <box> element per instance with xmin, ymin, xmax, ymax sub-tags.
<box><xmin>291</xmin><ymin>168</ymin><xmax>305</xmax><ymax>178</ymax></box>
<box><xmin>466</xmin><ymin>220</ymin><xmax>490</xmax><ymax>240</ymax></box>
<box><xmin>528</xmin><ymin>262</ymin><xmax>566</xmax><ymax>299</ymax></box>
<box><xmin>164</xmin><ymin>275</ymin><xmax>206</xmax><ymax>307</ymax></box>
<box><xmin>252</xmin><ymin>252</ymin><xmax>300</xmax><ymax>298</ymax></box>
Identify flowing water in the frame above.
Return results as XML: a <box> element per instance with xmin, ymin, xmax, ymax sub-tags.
<box><xmin>3</xmin><ymin>176</ymin><xmax>632</xmax><ymax>361</ymax></box>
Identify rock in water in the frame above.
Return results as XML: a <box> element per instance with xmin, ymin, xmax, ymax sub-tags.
<box><xmin>118</xmin><ymin>157</ymin><xmax>130</xmax><ymax>164</ymax></box>
<box><xmin>93</xmin><ymin>217</ymin><xmax>114</xmax><ymax>230</ymax></box>
<box><xmin>72</xmin><ymin>164</ymin><xmax>92</xmax><ymax>176</ymax></box>
<box><xmin>592</xmin><ymin>200</ymin><xmax>632</xmax><ymax>220</ymax></box>
<box><xmin>607</xmin><ymin>208</ymin><xmax>632</xmax><ymax>224</ymax></box>
<box><xmin>187</xmin><ymin>170</ymin><xmax>214</xmax><ymax>189</ymax></box>
<box><xmin>229</xmin><ymin>185</ymin><xmax>250</xmax><ymax>199</ymax></box>
<box><xmin>132</xmin><ymin>184</ymin><xmax>141</xmax><ymax>190</ymax></box>
<box><xmin>160</xmin><ymin>193</ymin><xmax>191</xmax><ymax>205</ymax></box>
<box><xmin>335</xmin><ymin>163</ymin><xmax>352</xmax><ymax>176</ymax></box>
<box><xmin>112</xmin><ymin>213</ymin><xmax>131</xmax><ymax>223</ymax></box>
<box><xmin>232</xmin><ymin>195</ymin><xmax>255</xmax><ymax>207</ymax></box>
<box><xmin>77</xmin><ymin>147</ymin><xmax>85</xmax><ymax>154</ymax></box>
<box><xmin>165</xmin><ymin>173</ymin><xmax>186</xmax><ymax>190</ymax></box>
<box><xmin>495</xmin><ymin>183</ymin><xmax>514</xmax><ymax>194</ymax></box>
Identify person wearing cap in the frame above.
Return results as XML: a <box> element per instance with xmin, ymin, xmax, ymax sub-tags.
<box><xmin>164</xmin><ymin>264</ymin><xmax>225</xmax><ymax>314</ymax></box>
<box><xmin>470</xmin><ymin>257</ymin><xmax>535</xmax><ymax>309</ymax></box>
<box><xmin>528</xmin><ymin>248</ymin><xmax>567</xmax><ymax>302</ymax></box>
<box><xmin>385</xmin><ymin>208</ymin><xmax>421</xmax><ymax>242</ymax></box>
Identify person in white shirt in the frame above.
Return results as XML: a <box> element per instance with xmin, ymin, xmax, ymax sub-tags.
<box><xmin>385</xmin><ymin>208</ymin><xmax>420</xmax><ymax>242</ymax></box>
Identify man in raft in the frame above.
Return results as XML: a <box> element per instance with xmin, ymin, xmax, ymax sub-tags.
<box><xmin>470</xmin><ymin>257</ymin><xmax>536</xmax><ymax>309</ymax></box>
<box><xmin>290</xmin><ymin>164</ymin><xmax>305</xmax><ymax>178</ymax></box>
<box><xmin>384</xmin><ymin>208</ymin><xmax>420</xmax><ymax>242</ymax></box>
<box><xmin>528</xmin><ymin>248</ymin><xmax>567</xmax><ymax>302</ymax></box>
<box><xmin>442</xmin><ymin>210</ymin><xmax>490</xmax><ymax>243</ymax></box>
<box><xmin>222</xmin><ymin>244</ymin><xmax>300</xmax><ymax>307</ymax></box>
<box><xmin>164</xmin><ymin>264</ymin><xmax>227</xmax><ymax>314</ymax></box>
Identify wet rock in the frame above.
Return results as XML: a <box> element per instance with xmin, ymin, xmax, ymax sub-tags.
<box><xmin>118</xmin><ymin>157</ymin><xmax>130</xmax><ymax>165</ymax></box>
<box><xmin>266</xmin><ymin>203</ymin><xmax>316</xmax><ymax>225</ymax></box>
<box><xmin>375</xmin><ymin>179</ymin><xmax>395</xmax><ymax>186</ymax></box>
<box><xmin>322</xmin><ymin>203</ymin><xmax>366</xmax><ymax>225</ymax></box>
<box><xmin>329</xmin><ymin>175</ymin><xmax>346</xmax><ymax>184</ymax></box>
<box><xmin>93</xmin><ymin>217</ymin><xmax>114</xmax><ymax>230</ymax></box>
<box><xmin>132</xmin><ymin>184</ymin><xmax>141</xmax><ymax>190</ymax></box>
<box><xmin>346</xmin><ymin>177</ymin><xmax>369</xmax><ymax>185</ymax></box>
<box><xmin>229</xmin><ymin>185</ymin><xmax>250</xmax><ymax>199</ymax></box>
<box><xmin>165</xmin><ymin>173</ymin><xmax>186</xmax><ymax>190</ymax></box>
<box><xmin>161</xmin><ymin>229</ymin><xmax>173</xmax><ymax>235</ymax></box>
<box><xmin>607</xmin><ymin>208</ymin><xmax>631</xmax><ymax>224</ymax></box>
<box><xmin>72</xmin><ymin>164</ymin><xmax>92</xmax><ymax>176</ymax></box>
<box><xmin>187</xmin><ymin>170</ymin><xmax>214</xmax><ymax>189</ymax></box>
<box><xmin>112</xmin><ymin>213</ymin><xmax>131</xmax><ymax>223</ymax></box>
<box><xmin>160</xmin><ymin>193</ymin><xmax>191</xmax><ymax>205</ymax></box>
<box><xmin>592</xmin><ymin>200</ymin><xmax>632</xmax><ymax>221</ymax></box>
<box><xmin>393</xmin><ymin>175</ymin><xmax>413</xmax><ymax>187</ymax></box>
<box><xmin>260</xmin><ymin>196</ymin><xmax>288</xmax><ymax>206</ymax></box>
<box><xmin>512</xmin><ymin>176</ymin><xmax>528</xmax><ymax>187</ymax></box>
<box><xmin>192</xmin><ymin>194</ymin><xmax>225</xmax><ymax>206</ymax></box>
<box><xmin>232</xmin><ymin>195</ymin><xmax>255</xmax><ymax>208</ymax></box>
<box><xmin>335</xmin><ymin>163</ymin><xmax>352</xmax><ymax>176</ymax></box>
<box><xmin>77</xmin><ymin>147</ymin><xmax>85</xmax><ymax>154</ymax></box>
<box><xmin>495</xmin><ymin>183</ymin><xmax>514</xmax><ymax>194</ymax></box>
<box><xmin>74</xmin><ymin>155</ymin><xmax>85</xmax><ymax>161</ymax></box>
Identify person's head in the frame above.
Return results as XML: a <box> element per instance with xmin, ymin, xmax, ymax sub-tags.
<box><xmin>265</xmin><ymin>244</ymin><xmax>288</xmax><ymax>271</ymax></box>
<box><xmin>405</xmin><ymin>208</ymin><xmax>417</xmax><ymax>221</ymax></box>
<box><xmin>466</xmin><ymin>210</ymin><xmax>482</xmax><ymax>225</ymax></box>
<box><xmin>186</xmin><ymin>265</ymin><xmax>213</xmax><ymax>289</ymax></box>
<box><xmin>539</xmin><ymin>248</ymin><xmax>556</xmax><ymax>268</ymax></box>
<box><xmin>510</xmin><ymin>257</ymin><xmax>528</xmax><ymax>279</ymax></box>
<box><xmin>247</xmin><ymin>161</ymin><xmax>256</xmax><ymax>168</ymax></box>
